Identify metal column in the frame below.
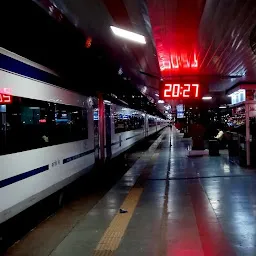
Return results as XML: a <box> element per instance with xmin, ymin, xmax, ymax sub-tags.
<box><xmin>245</xmin><ymin>103</ymin><xmax>250</xmax><ymax>166</ymax></box>
<box><xmin>98</xmin><ymin>93</ymin><xmax>105</xmax><ymax>162</ymax></box>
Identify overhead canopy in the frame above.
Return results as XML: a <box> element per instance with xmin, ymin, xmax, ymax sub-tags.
<box><xmin>1</xmin><ymin>0</ymin><xmax>256</xmax><ymax>114</ymax></box>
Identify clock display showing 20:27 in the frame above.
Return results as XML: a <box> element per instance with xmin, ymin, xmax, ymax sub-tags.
<box><xmin>162</xmin><ymin>83</ymin><xmax>200</xmax><ymax>99</ymax></box>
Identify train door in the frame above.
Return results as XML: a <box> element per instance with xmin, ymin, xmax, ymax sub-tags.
<box><xmin>145</xmin><ymin>114</ymin><xmax>148</xmax><ymax>136</ymax></box>
<box><xmin>93</xmin><ymin>108</ymin><xmax>99</xmax><ymax>161</ymax></box>
<box><xmin>0</xmin><ymin>105</ymin><xmax>6</xmax><ymax>153</ymax></box>
<box><xmin>105</xmin><ymin>104</ymin><xmax>112</xmax><ymax>159</ymax></box>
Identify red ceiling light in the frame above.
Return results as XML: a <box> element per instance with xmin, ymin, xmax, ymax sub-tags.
<box><xmin>85</xmin><ymin>37</ymin><xmax>92</xmax><ymax>48</ymax></box>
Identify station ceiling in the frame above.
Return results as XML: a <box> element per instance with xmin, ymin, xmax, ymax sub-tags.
<box><xmin>2</xmin><ymin>0</ymin><xmax>256</xmax><ymax>113</ymax></box>
<box><xmin>38</xmin><ymin>0</ymin><xmax>256</xmax><ymax>102</ymax></box>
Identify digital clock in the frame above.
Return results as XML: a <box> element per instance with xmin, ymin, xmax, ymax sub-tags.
<box><xmin>160</xmin><ymin>82</ymin><xmax>200</xmax><ymax>99</ymax></box>
<box><xmin>0</xmin><ymin>88</ymin><xmax>12</xmax><ymax>104</ymax></box>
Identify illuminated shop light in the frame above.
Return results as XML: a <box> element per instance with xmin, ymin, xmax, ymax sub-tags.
<box><xmin>110</xmin><ymin>26</ymin><xmax>146</xmax><ymax>44</ymax></box>
<box><xmin>229</xmin><ymin>89</ymin><xmax>245</xmax><ymax>105</ymax></box>
<box><xmin>158</xmin><ymin>100</ymin><xmax>164</xmax><ymax>103</ymax></box>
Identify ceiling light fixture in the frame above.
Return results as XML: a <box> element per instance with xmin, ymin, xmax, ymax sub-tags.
<box><xmin>110</xmin><ymin>26</ymin><xmax>146</xmax><ymax>44</ymax></box>
<box><xmin>202</xmin><ymin>96</ymin><xmax>212</xmax><ymax>100</ymax></box>
<box><xmin>158</xmin><ymin>100</ymin><xmax>164</xmax><ymax>103</ymax></box>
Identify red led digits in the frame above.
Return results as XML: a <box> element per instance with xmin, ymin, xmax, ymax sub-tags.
<box><xmin>0</xmin><ymin>88</ymin><xmax>12</xmax><ymax>104</ymax></box>
<box><xmin>192</xmin><ymin>84</ymin><xmax>199</xmax><ymax>97</ymax></box>
<box><xmin>172</xmin><ymin>84</ymin><xmax>180</xmax><ymax>97</ymax></box>
<box><xmin>159</xmin><ymin>52</ymin><xmax>198</xmax><ymax>71</ymax></box>
<box><xmin>183</xmin><ymin>84</ymin><xmax>190</xmax><ymax>97</ymax></box>
<box><xmin>181</xmin><ymin>54</ymin><xmax>189</xmax><ymax>68</ymax></box>
<box><xmin>171</xmin><ymin>54</ymin><xmax>179</xmax><ymax>69</ymax></box>
<box><xmin>161</xmin><ymin>83</ymin><xmax>200</xmax><ymax>99</ymax></box>
<box><xmin>191</xmin><ymin>53</ymin><xmax>198</xmax><ymax>68</ymax></box>
<box><xmin>164</xmin><ymin>84</ymin><xmax>172</xmax><ymax>97</ymax></box>
<box><xmin>160</xmin><ymin>61</ymin><xmax>171</xmax><ymax>71</ymax></box>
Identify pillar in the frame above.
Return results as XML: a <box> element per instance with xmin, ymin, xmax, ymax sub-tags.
<box><xmin>98</xmin><ymin>92</ymin><xmax>105</xmax><ymax>162</ymax></box>
<box><xmin>245</xmin><ymin>103</ymin><xmax>250</xmax><ymax>166</ymax></box>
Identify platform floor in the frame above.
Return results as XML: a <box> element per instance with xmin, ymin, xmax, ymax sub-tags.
<box><xmin>6</xmin><ymin>128</ymin><xmax>256</xmax><ymax>256</ymax></box>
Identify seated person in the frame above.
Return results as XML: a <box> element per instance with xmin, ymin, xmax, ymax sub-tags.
<box><xmin>215</xmin><ymin>129</ymin><xmax>228</xmax><ymax>149</ymax></box>
<box><xmin>215</xmin><ymin>129</ymin><xmax>224</xmax><ymax>141</ymax></box>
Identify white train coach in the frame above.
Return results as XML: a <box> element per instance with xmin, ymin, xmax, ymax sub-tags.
<box><xmin>0</xmin><ymin>47</ymin><xmax>168</xmax><ymax>225</ymax></box>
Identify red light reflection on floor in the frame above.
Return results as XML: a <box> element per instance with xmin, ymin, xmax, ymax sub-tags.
<box><xmin>167</xmin><ymin>249</ymin><xmax>204</xmax><ymax>256</ymax></box>
<box><xmin>189</xmin><ymin>182</ymin><xmax>235</xmax><ymax>256</ymax></box>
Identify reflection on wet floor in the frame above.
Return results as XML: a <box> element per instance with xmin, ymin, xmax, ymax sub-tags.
<box><xmin>6</xmin><ymin>128</ymin><xmax>256</xmax><ymax>256</ymax></box>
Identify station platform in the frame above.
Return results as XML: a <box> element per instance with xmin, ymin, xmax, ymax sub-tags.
<box><xmin>5</xmin><ymin>127</ymin><xmax>256</xmax><ymax>256</ymax></box>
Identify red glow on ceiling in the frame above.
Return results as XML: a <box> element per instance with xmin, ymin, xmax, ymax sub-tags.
<box><xmin>147</xmin><ymin>0</ymin><xmax>206</xmax><ymax>77</ymax></box>
<box><xmin>0</xmin><ymin>88</ymin><xmax>12</xmax><ymax>104</ymax></box>
<box><xmin>160</xmin><ymin>82</ymin><xmax>200</xmax><ymax>99</ymax></box>
<box><xmin>85</xmin><ymin>37</ymin><xmax>92</xmax><ymax>48</ymax></box>
<box><xmin>159</xmin><ymin>52</ymin><xmax>198</xmax><ymax>72</ymax></box>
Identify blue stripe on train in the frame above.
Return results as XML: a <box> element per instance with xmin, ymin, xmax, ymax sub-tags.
<box><xmin>0</xmin><ymin>149</ymin><xmax>95</xmax><ymax>188</ymax></box>
<box><xmin>125</xmin><ymin>134</ymin><xmax>141</xmax><ymax>140</ymax></box>
<box><xmin>0</xmin><ymin>53</ymin><xmax>61</xmax><ymax>85</ymax></box>
<box><xmin>63</xmin><ymin>149</ymin><xmax>95</xmax><ymax>164</ymax></box>
<box><xmin>0</xmin><ymin>165</ymin><xmax>49</xmax><ymax>188</ymax></box>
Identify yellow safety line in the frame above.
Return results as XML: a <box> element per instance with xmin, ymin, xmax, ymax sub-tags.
<box><xmin>93</xmin><ymin>130</ymin><xmax>167</xmax><ymax>256</ymax></box>
<box><xmin>93</xmin><ymin>188</ymin><xmax>143</xmax><ymax>256</ymax></box>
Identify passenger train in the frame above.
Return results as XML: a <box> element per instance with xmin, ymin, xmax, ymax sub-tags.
<box><xmin>0</xmin><ymin>47</ymin><xmax>168</xmax><ymax>225</ymax></box>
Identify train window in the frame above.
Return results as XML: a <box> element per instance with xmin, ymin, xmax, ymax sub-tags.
<box><xmin>0</xmin><ymin>96</ymin><xmax>88</xmax><ymax>155</ymax></box>
<box><xmin>51</xmin><ymin>104</ymin><xmax>88</xmax><ymax>144</ymax></box>
<box><xmin>1</xmin><ymin>97</ymin><xmax>51</xmax><ymax>154</ymax></box>
<box><xmin>148</xmin><ymin>117</ymin><xmax>156</xmax><ymax>127</ymax></box>
<box><xmin>114</xmin><ymin>113</ymin><xmax>144</xmax><ymax>133</ymax></box>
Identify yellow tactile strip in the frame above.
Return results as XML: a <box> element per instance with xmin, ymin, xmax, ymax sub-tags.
<box><xmin>93</xmin><ymin>130</ymin><xmax>167</xmax><ymax>256</ymax></box>
<box><xmin>93</xmin><ymin>188</ymin><xmax>143</xmax><ymax>256</ymax></box>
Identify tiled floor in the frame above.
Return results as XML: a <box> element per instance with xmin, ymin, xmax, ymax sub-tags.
<box><xmin>6</xmin><ymin>128</ymin><xmax>256</xmax><ymax>256</ymax></box>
